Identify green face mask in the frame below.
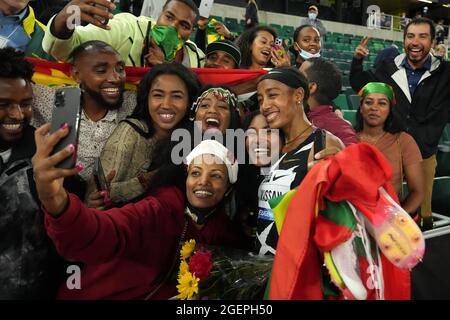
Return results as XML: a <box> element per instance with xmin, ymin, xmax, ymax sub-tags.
<box><xmin>150</xmin><ymin>25</ymin><xmax>184</xmax><ymax>62</ymax></box>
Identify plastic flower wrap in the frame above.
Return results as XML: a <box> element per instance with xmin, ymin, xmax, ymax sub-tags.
<box><xmin>176</xmin><ymin>239</ymin><xmax>273</xmax><ymax>300</ymax></box>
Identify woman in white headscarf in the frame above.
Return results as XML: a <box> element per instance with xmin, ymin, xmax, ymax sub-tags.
<box><xmin>32</xmin><ymin>135</ymin><xmax>247</xmax><ymax>299</ymax></box>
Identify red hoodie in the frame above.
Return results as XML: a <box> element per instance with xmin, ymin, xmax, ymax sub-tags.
<box><xmin>44</xmin><ymin>186</ymin><xmax>245</xmax><ymax>299</ymax></box>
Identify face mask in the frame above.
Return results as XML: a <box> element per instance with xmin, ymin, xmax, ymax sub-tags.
<box><xmin>299</xmin><ymin>49</ymin><xmax>321</xmax><ymax>60</ymax></box>
<box><xmin>308</xmin><ymin>13</ymin><xmax>317</xmax><ymax>20</ymax></box>
<box><xmin>149</xmin><ymin>26</ymin><xmax>183</xmax><ymax>62</ymax></box>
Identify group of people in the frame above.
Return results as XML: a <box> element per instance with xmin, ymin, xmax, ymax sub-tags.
<box><xmin>1</xmin><ymin>0</ymin><xmax>449</xmax><ymax>300</ymax></box>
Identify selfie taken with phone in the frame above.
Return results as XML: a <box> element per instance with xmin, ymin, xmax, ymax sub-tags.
<box><xmin>1</xmin><ymin>0</ymin><xmax>447</xmax><ymax>303</ymax></box>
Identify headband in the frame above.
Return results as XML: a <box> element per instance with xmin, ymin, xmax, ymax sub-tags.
<box><xmin>185</xmin><ymin>140</ymin><xmax>238</xmax><ymax>184</ymax></box>
<box><xmin>358</xmin><ymin>82</ymin><xmax>396</xmax><ymax>106</ymax></box>
<box><xmin>259</xmin><ymin>68</ymin><xmax>307</xmax><ymax>90</ymax></box>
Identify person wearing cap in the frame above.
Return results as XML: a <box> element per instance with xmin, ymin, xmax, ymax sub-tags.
<box><xmin>255</xmin><ymin>67</ymin><xmax>343</xmax><ymax>256</ymax></box>
<box><xmin>31</xmin><ymin>133</ymin><xmax>247</xmax><ymax>299</ymax></box>
<box><xmin>355</xmin><ymin>82</ymin><xmax>423</xmax><ymax>216</ymax></box>
<box><xmin>299</xmin><ymin>5</ymin><xmax>326</xmax><ymax>37</ymax></box>
<box><xmin>299</xmin><ymin>57</ymin><xmax>359</xmax><ymax>146</ymax></box>
<box><xmin>204</xmin><ymin>39</ymin><xmax>241</xmax><ymax>69</ymax></box>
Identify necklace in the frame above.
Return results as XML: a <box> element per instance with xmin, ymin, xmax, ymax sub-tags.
<box><xmin>284</xmin><ymin>124</ymin><xmax>313</xmax><ymax>145</ymax></box>
<box><xmin>359</xmin><ymin>131</ymin><xmax>387</xmax><ymax>146</ymax></box>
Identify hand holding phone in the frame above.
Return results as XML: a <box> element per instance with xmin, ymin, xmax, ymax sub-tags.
<box><xmin>50</xmin><ymin>87</ymin><xmax>82</xmax><ymax>169</ymax></box>
<box><xmin>271</xmin><ymin>39</ymin><xmax>288</xmax><ymax>67</ymax></box>
<box><xmin>313</xmin><ymin>129</ymin><xmax>326</xmax><ymax>155</ymax></box>
<box><xmin>93</xmin><ymin>0</ymin><xmax>112</xmax><ymax>25</ymax></box>
<box><xmin>93</xmin><ymin>157</ymin><xmax>108</xmax><ymax>193</ymax></box>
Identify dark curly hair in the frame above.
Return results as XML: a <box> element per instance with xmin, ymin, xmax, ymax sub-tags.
<box><xmin>236</xmin><ymin>25</ymin><xmax>277</xmax><ymax>69</ymax></box>
<box><xmin>130</xmin><ymin>63</ymin><xmax>200</xmax><ymax>138</ymax></box>
<box><xmin>0</xmin><ymin>47</ymin><xmax>34</xmax><ymax>81</ymax></box>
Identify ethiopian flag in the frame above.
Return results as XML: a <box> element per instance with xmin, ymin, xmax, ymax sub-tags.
<box><xmin>26</xmin><ymin>58</ymin><xmax>267</xmax><ymax>91</ymax></box>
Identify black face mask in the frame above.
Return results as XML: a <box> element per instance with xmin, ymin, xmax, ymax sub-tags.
<box><xmin>186</xmin><ymin>203</ymin><xmax>218</xmax><ymax>225</ymax></box>
<box><xmin>185</xmin><ymin>188</ymin><xmax>233</xmax><ymax>225</ymax></box>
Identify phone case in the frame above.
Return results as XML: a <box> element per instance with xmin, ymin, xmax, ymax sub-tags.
<box><xmin>50</xmin><ymin>87</ymin><xmax>82</xmax><ymax>169</ymax></box>
<box><xmin>199</xmin><ymin>0</ymin><xmax>214</xmax><ymax>18</ymax></box>
<box><xmin>313</xmin><ymin>129</ymin><xmax>326</xmax><ymax>155</ymax></box>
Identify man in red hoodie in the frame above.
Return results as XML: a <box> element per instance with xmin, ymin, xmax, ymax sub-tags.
<box><xmin>300</xmin><ymin>57</ymin><xmax>359</xmax><ymax>147</ymax></box>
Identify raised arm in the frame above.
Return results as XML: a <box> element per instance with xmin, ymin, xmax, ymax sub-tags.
<box><xmin>42</xmin><ymin>1</ymin><xmax>134</xmax><ymax>61</ymax></box>
<box><xmin>32</xmin><ymin>123</ymin><xmax>184</xmax><ymax>264</ymax></box>
<box><xmin>349</xmin><ymin>37</ymin><xmax>376</xmax><ymax>92</ymax></box>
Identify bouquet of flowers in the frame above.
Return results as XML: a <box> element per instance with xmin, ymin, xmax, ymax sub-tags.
<box><xmin>176</xmin><ymin>239</ymin><xmax>273</xmax><ymax>300</ymax></box>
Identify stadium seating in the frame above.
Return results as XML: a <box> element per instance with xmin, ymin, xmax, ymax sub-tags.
<box><xmin>342</xmin><ymin>110</ymin><xmax>357</xmax><ymax>127</ymax></box>
<box><xmin>348</xmin><ymin>94</ymin><xmax>361</xmax><ymax>110</ymax></box>
<box><xmin>333</xmin><ymin>94</ymin><xmax>349</xmax><ymax>110</ymax></box>
<box><xmin>432</xmin><ymin>176</ymin><xmax>450</xmax><ymax>216</ymax></box>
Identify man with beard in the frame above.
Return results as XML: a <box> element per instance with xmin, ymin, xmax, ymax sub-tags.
<box><xmin>0</xmin><ymin>47</ymin><xmax>62</xmax><ymax>299</ymax></box>
<box><xmin>349</xmin><ymin>17</ymin><xmax>450</xmax><ymax>230</ymax></box>
<box><xmin>32</xmin><ymin>41</ymin><xmax>133</xmax><ymax>198</ymax></box>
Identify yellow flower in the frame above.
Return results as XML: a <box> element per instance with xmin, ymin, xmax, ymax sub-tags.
<box><xmin>178</xmin><ymin>260</ymin><xmax>189</xmax><ymax>278</ymax></box>
<box><xmin>180</xmin><ymin>239</ymin><xmax>196</xmax><ymax>260</ymax></box>
<box><xmin>176</xmin><ymin>271</ymin><xmax>199</xmax><ymax>300</ymax></box>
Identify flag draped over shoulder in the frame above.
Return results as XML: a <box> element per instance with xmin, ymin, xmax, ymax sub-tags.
<box><xmin>26</xmin><ymin>58</ymin><xmax>267</xmax><ymax>91</ymax></box>
<box><xmin>269</xmin><ymin>143</ymin><xmax>412</xmax><ymax>300</ymax></box>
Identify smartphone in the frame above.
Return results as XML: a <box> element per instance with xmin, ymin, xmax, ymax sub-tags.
<box><xmin>199</xmin><ymin>0</ymin><xmax>214</xmax><ymax>18</ymax></box>
<box><xmin>93</xmin><ymin>0</ymin><xmax>111</xmax><ymax>25</ymax></box>
<box><xmin>50</xmin><ymin>87</ymin><xmax>82</xmax><ymax>169</ymax></box>
<box><xmin>313</xmin><ymin>129</ymin><xmax>326</xmax><ymax>155</ymax></box>
<box><xmin>93</xmin><ymin>157</ymin><xmax>108</xmax><ymax>193</ymax></box>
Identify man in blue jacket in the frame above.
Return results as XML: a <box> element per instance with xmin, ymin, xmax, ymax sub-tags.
<box><xmin>0</xmin><ymin>0</ymin><xmax>54</xmax><ymax>60</ymax></box>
